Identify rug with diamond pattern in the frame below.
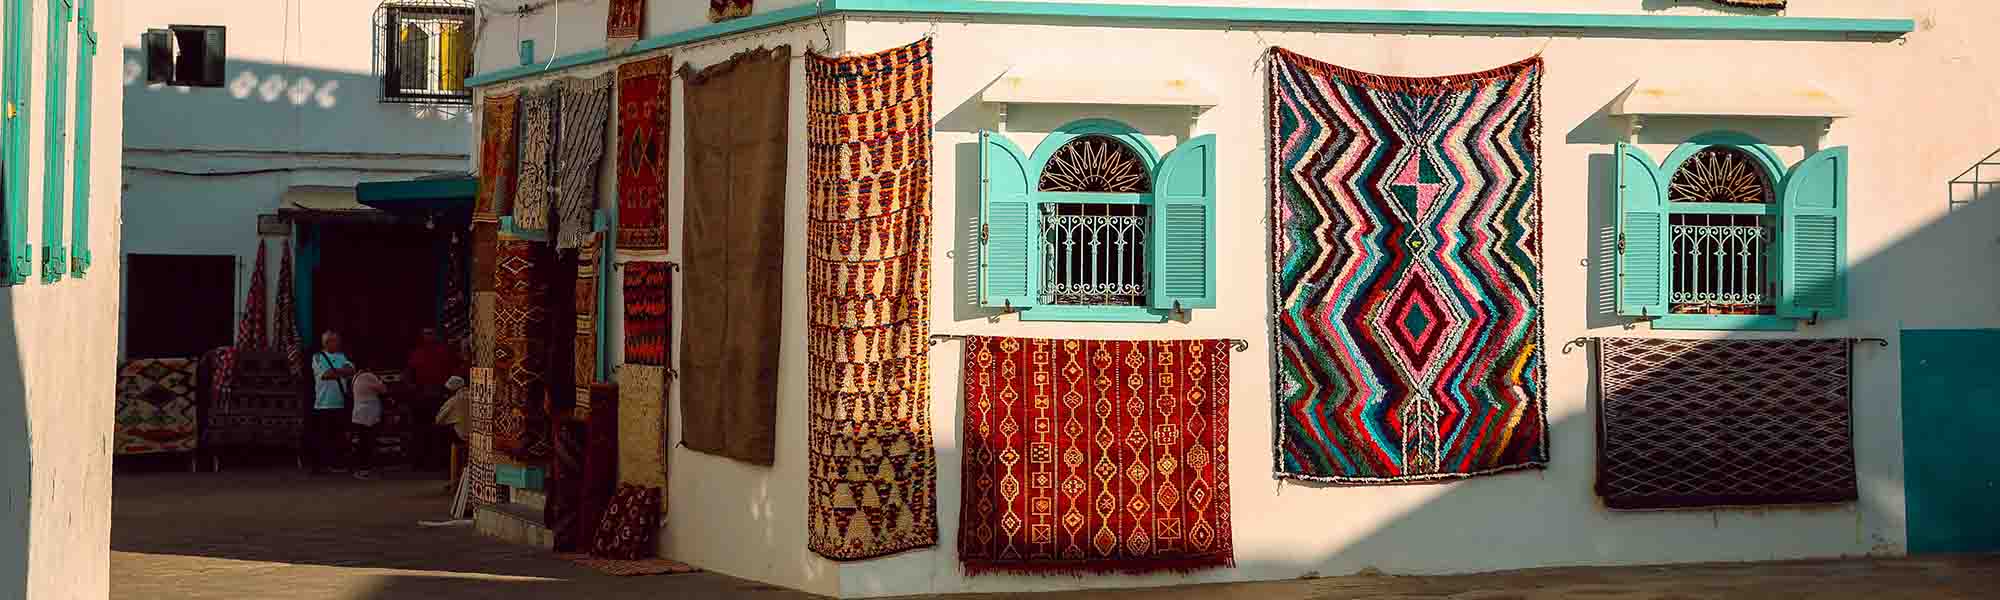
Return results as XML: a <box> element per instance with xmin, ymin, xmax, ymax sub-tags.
<box><xmin>1595</xmin><ymin>337</ymin><xmax>1856</xmax><ymax>510</ymax></box>
<box><xmin>958</xmin><ymin>336</ymin><xmax>1233</xmax><ymax>575</ymax></box>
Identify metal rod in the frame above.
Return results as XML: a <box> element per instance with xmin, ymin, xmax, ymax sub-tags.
<box><xmin>1564</xmin><ymin>336</ymin><xmax>1889</xmax><ymax>353</ymax></box>
<box><xmin>928</xmin><ymin>333</ymin><xmax>1251</xmax><ymax>352</ymax></box>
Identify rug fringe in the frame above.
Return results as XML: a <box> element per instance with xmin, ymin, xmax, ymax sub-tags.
<box><xmin>1268</xmin><ymin>47</ymin><xmax>1541</xmax><ymax>95</ymax></box>
<box><xmin>961</xmin><ymin>555</ymin><xmax>1234</xmax><ymax>577</ymax></box>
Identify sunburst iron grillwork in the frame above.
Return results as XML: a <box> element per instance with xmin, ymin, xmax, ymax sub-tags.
<box><xmin>1669</xmin><ymin>147</ymin><xmax>1773</xmax><ymax>204</ymax></box>
<box><xmin>1037</xmin><ymin>136</ymin><xmax>1151</xmax><ymax>193</ymax></box>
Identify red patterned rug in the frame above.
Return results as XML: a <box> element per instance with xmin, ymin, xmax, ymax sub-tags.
<box><xmin>494</xmin><ymin>234</ymin><xmax>551</xmax><ymax>460</ymax></box>
<box><xmin>958</xmin><ymin>336</ymin><xmax>1235</xmax><ymax>575</ymax></box>
<box><xmin>621</xmin><ymin>261</ymin><xmax>671</xmax><ymax>366</ymax></box>
<box><xmin>616</xmin><ymin>54</ymin><xmax>671</xmax><ymax>258</ymax></box>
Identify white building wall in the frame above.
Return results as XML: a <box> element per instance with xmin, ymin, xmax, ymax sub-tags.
<box><xmin>3</xmin><ymin>0</ymin><xmax>127</xmax><ymax>598</ymax></box>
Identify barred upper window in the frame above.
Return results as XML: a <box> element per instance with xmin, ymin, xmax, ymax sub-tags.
<box><xmin>375</xmin><ymin>1</ymin><xmax>474</xmax><ymax>105</ymax></box>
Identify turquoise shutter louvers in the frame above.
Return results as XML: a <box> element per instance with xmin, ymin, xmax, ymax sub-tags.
<box><xmin>980</xmin><ymin>131</ymin><xmax>1036</xmax><ymax>309</ymax></box>
<box><xmin>1149</xmin><ymin>134</ymin><xmax>1217</xmax><ymax>310</ymax></box>
<box><xmin>1778</xmin><ymin>146</ymin><xmax>1848</xmax><ymax>320</ymax></box>
<box><xmin>2</xmin><ymin>0</ymin><xmax>31</xmax><ymax>285</ymax></box>
<box><xmin>40</xmin><ymin>0</ymin><xmax>72</xmax><ymax>283</ymax></box>
<box><xmin>69</xmin><ymin>0</ymin><xmax>93</xmax><ymax>277</ymax></box>
<box><xmin>1615</xmin><ymin>143</ymin><xmax>1669</xmax><ymax>317</ymax></box>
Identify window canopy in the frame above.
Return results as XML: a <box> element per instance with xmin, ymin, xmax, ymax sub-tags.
<box><xmin>1610</xmin><ymin>79</ymin><xmax>1850</xmax><ymax>120</ymax></box>
<box><xmin>980</xmin><ymin>71</ymin><xmax>1218</xmax><ymax>110</ymax></box>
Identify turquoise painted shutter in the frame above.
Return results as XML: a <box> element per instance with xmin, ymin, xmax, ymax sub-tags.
<box><xmin>69</xmin><ymin>0</ymin><xmax>92</xmax><ymax>276</ymax></box>
<box><xmin>1150</xmin><ymin>134</ymin><xmax>1217</xmax><ymax>310</ymax></box>
<box><xmin>3</xmin><ymin>0</ymin><xmax>33</xmax><ymax>285</ymax></box>
<box><xmin>1778</xmin><ymin>146</ymin><xmax>1848</xmax><ymax>320</ymax></box>
<box><xmin>40</xmin><ymin>0</ymin><xmax>72</xmax><ymax>283</ymax></box>
<box><xmin>980</xmin><ymin>131</ymin><xmax>1035</xmax><ymax>309</ymax></box>
<box><xmin>1615</xmin><ymin>143</ymin><xmax>1669</xmax><ymax>317</ymax></box>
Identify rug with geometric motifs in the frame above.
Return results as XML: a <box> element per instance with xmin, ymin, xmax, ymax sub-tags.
<box><xmin>1595</xmin><ymin>337</ymin><xmax>1856</xmax><ymax>510</ymax></box>
<box><xmin>958</xmin><ymin>336</ymin><xmax>1234</xmax><ymax>575</ymax></box>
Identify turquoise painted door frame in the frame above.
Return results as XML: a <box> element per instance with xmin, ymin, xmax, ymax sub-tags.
<box><xmin>1901</xmin><ymin>329</ymin><xmax>2000</xmax><ymax>554</ymax></box>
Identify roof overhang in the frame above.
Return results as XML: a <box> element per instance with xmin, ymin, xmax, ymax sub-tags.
<box><xmin>1610</xmin><ymin>79</ymin><xmax>1849</xmax><ymax>120</ymax></box>
<box><xmin>356</xmin><ymin>177</ymin><xmax>477</xmax><ymax>213</ymax></box>
<box><xmin>981</xmin><ymin>72</ymin><xmax>1218</xmax><ymax>110</ymax></box>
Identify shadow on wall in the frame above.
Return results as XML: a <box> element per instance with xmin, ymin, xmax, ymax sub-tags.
<box><xmin>2</xmin><ymin>292</ymin><xmax>27</xmax><ymax>598</ymax></box>
<box><xmin>120</xmin><ymin>49</ymin><xmax>470</xmax><ymax>156</ymax></box>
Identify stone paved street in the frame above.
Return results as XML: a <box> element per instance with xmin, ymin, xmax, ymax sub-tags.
<box><xmin>112</xmin><ymin>468</ymin><xmax>2000</xmax><ymax>599</ymax></box>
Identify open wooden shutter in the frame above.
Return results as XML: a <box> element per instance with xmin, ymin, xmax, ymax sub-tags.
<box><xmin>69</xmin><ymin>0</ymin><xmax>93</xmax><ymax>276</ymax></box>
<box><xmin>980</xmin><ymin>131</ymin><xmax>1036</xmax><ymax>309</ymax></box>
<box><xmin>1778</xmin><ymin>146</ymin><xmax>1848</xmax><ymax>320</ymax></box>
<box><xmin>142</xmin><ymin>29</ymin><xmax>171</xmax><ymax>84</ymax></box>
<box><xmin>1150</xmin><ymin>134</ymin><xmax>1217</xmax><ymax>310</ymax></box>
<box><xmin>1616</xmin><ymin>143</ymin><xmax>1669</xmax><ymax>317</ymax></box>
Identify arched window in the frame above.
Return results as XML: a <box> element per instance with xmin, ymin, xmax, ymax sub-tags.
<box><xmin>978</xmin><ymin>119</ymin><xmax>1217</xmax><ymax>321</ymax></box>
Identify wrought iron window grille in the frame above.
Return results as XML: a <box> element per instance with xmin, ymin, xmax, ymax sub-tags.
<box><xmin>374</xmin><ymin>1</ymin><xmax>474</xmax><ymax>106</ymax></box>
<box><xmin>1040</xmin><ymin>202</ymin><xmax>1149</xmax><ymax>306</ymax></box>
<box><xmin>1667</xmin><ymin>147</ymin><xmax>1777</xmax><ymax>315</ymax></box>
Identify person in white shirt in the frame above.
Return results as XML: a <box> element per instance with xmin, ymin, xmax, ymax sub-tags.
<box><xmin>349</xmin><ymin>370</ymin><xmax>390</xmax><ymax>480</ymax></box>
<box><xmin>308</xmin><ymin>332</ymin><xmax>357</xmax><ymax>474</ymax></box>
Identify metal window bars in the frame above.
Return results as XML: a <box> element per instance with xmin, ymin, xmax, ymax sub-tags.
<box><xmin>374</xmin><ymin>1</ymin><xmax>475</xmax><ymax>105</ymax></box>
<box><xmin>1668</xmin><ymin>213</ymin><xmax>1774</xmax><ymax>314</ymax></box>
<box><xmin>1040</xmin><ymin>202</ymin><xmax>1148</xmax><ymax>306</ymax></box>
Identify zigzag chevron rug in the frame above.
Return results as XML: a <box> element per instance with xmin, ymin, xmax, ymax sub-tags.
<box><xmin>1267</xmin><ymin>48</ymin><xmax>1547</xmax><ymax>483</ymax></box>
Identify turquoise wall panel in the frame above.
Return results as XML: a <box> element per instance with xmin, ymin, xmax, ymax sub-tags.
<box><xmin>1901</xmin><ymin>329</ymin><xmax>2000</xmax><ymax>554</ymax></box>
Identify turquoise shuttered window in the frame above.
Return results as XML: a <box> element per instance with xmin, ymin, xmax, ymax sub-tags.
<box><xmin>1778</xmin><ymin>147</ymin><xmax>1849</xmax><ymax>320</ymax></box>
<box><xmin>3</xmin><ymin>0</ymin><xmax>31</xmax><ymax>285</ymax></box>
<box><xmin>70</xmin><ymin>0</ymin><xmax>93</xmax><ymax>277</ymax></box>
<box><xmin>40</xmin><ymin>0</ymin><xmax>72</xmax><ymax>283</ymax></box>
<box><xmin>1614</xmin><ymin>143</ymin><xmax>1668</xmax><ymax>317</ymax></box>
<box><xmin>977</xmin><ymin>120</ymin><xmax>1218</xmax><ymax>322</ymax></box>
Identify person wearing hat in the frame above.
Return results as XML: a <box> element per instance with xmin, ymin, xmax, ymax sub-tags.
<box><xmin>434</xmin><ymin>375</ymin><xmax>470</xmax><ymax>493</ymax></box>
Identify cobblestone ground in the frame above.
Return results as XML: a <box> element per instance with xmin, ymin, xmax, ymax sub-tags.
<box><xmin>113</xmin><ymin>468</ymin><xmax>1999</xmax><ymax>599</ymax></box>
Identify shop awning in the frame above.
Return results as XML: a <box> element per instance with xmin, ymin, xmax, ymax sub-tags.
<box><xmin>277</xmin><ymin>186</ymin><xmax>408</xmax><ymax>225</ymax></box>
<box><xmin>1610</xmin><ymin>79</ymin><xmax>1849</xmax><ymax>119</ymax></box>
<box><xmin>356</xmin><ymin>176</ymin><xmax>477</xmax><ymax>213</ymax></box>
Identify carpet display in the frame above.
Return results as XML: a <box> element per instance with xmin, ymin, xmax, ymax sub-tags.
<box><xmin>473</xmin><ymin>221</ymin><xmax>498</xmax><ymax>292</ymax></box>
<box><xmin>616</xmin><ymin>54</ymin><xmax>672</xmax><ymax>258</ymax></box>
<box><xmin>473</xmin><ymin>291</ymin><xmax>498</xmax><ymax>368</ymax></box>
<box><xmin>494</xmin><ymin>234</ymin><xmax>552</xmax><ymax>461</ymax></box>
<box><xmin>804</xmin><ymin>38</ymin><xmax>937</xmax><ymax>561</ymax></box>
<box><xmin>679</xmin><ymin>46</ymin><xmax>789</xmax><ymax>466</ymax></box>
<box><xmin>516</xmin><ymin>85</ymin><xmax>555</xmax><ymax>231</ymax></box>
<box><xmin>958</xmin><ymin>337</ymin><xmax>1235</xmax><ymax>575</ymax></box>
<box><xmin>476</xmin><ymin>92</ymin><xmax>518</xmax><ymax>221</ymax></box>
<box><xmin>556</xmin><ymin>73</ymin><xmax>613</xmax><ymax>251</ymax></box>
<box><xmin>581</xmin><ymin>382</ymin><xmax>621</xmax><ymax>551</ymax></box>
<box><xmin>607</xmin><ymin>0</ymin><xmax>645</xmax><ymax>42</ymax></box>
<box><xmin>617</xmin><ymin>365</ymin><xmax>669</xmax><ymax>489</ymax></box>
<box><xmin>575</xmin><ymin>233</ymin><xmax>603</xmax><ymax>417</ymax></box>
<box><xmin>116</xmin><ymin>358</ymin><xmax>201</xmax><ymax>455</ymax></box>
<box><xmin>591</xmin><ymin>483</ymin><xmax>663</xmax><ymax>559</ymax></box>
<box><xmin>621</xmin><ymin>262</ymin><xmax>671</xmax><ymax>366</ymax></box>
<box><xmin>1596</xmin><ymin>337</ymin><xmax>1855</xmax><ymax>510</ymax></box>
<box><xmin>469</xmin><ymin>367</ymin><xmax>501</xmax><ymax>505</ymax></box>
<box><xmin>274</xmin><ymin>246</ymin><xmax>303</xmax><ymax>376</ymax></box>
<box><xmin>1267</xmin><ymin>48</ymin><xmax>1547</xmax><ymax>483</ymax></box>
<box><xmin>237</xmin><ymin>241</ymin><xmax>268</xmax><ymax>350</ymax></box>
<box><xmin>204</xmin><ymin>350</ymin><xmax>305</xmax><ymax>450</ymax></box>
<box><xmin>710</xmin><ymin>0</ymin><xmax>751</xmax><ymax>22</ymax></box>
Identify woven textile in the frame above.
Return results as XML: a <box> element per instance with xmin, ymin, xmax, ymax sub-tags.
<box><xmin>515</xmin><ymin>86</ymin><xmax>555</xmax><ymax>231</ymax></box>
<box><xmin>1596</xmin><ymin>338</ymin><xmax>1855</xmax><ymax>510</ymax></box>
<box><xmin>680</xmin><ymin>47</ymin><xmax>789</xmax><ymax>465</ymax></box>
<box><xmin>580</xmin><ymin>382</ymin><xmax>621</xmax><ymax>550</ymax></box>
<box><xmin>1267</xmin><ymin>48</ymin><xmax>1547</xmax><ymax>483</ymax></box>
<box><xmin>803</xmin><ymin>38</ymin><xmax>937</xmax><ymax>561</ymax></box>
<box><xmin>494</xmin><ymin>234</ymin><xmax>552</xmax><ymax>460</ymax></box>
<box><xmin>591</xmin><ymin>484</ymin><xmax>663</xmax><ymax>559</ymax></box>
<box><xmin>237</xmin><ymin>241</ymin><xmax>268</xmax><ymax>350</ymax></box>
<box><xmin>607</xmin><ymin>0</ymin><xmax>644</xmax><ymax>42</ymax></box>
<box><xmin>556</xmin><ymin>73</ymin><xmax>613</xmax><ymax>250</ymax></box>
<box><xmin>616</xmin><ymin>55</ymin><xmax>672</xmax><ymax>257</ymax></box>
<box><xmin>472</xmin><ymin>221</ymin><xmax>498</xmax><ymax>292</ymax></box>
<box><xmin>468</xmin><ymin>367</ymin><xmax>501</xmax><ymax>505</ymax></box>
<box><xmin>617</xmin><ymin>365</ymin><xmax>669</xmax><ymax>489</ymax></box>
<box><xmin>710</xmin><ymin>0</ymin><xmax>751</xmax><ymax>22</ymax></box>
<box><xmin>274</xmin><ymin>246</ymin><xmax>302</xmax><ymax>375</ymax></box>
<box><xmin>116</xmin><ymin>358</ymin><xmax>201</xmax><ymax>455</ymax></box>
<box><xmin>476</xmin><ymin>92</ymin><xmax>518</xmax><ymax>221</ymax></box>
<box><xmin>473</xmin><ymin>291</ymin><xmax>498</xmax><ymax>368</ymax></box>
<box><xmin>622</xmin><ymin>262</ymin><xmax>671</xmax><ymax>366</ymax></box>
<box><xmin>559</xmin><ymin>555</ymin><xmax>695</xmax><ymax>576</ymax></box>
<box><xmin>959</xmin><ymin>337</ymin><xmax>1235</xmax><ymax>575</ymax></box>
<box><xmin>575</xmin><ymin>234</ymin><xmax>603</xmax><ymax>417</ymax></box>
<box><xmin>549</xmin><ymin>420</ymin><xmax>589</xmax><ymax>551</ymax></box>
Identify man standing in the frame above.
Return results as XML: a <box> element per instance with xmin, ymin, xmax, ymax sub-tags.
<box><xmin>309</xmin><ymin>331</ymin><xmax>357</xmax><ymax>474</ymax></box>
<box><xmin>406</xmin><ymin>327</ymin><xmax>459</xmax><ymax>471</ymax></box>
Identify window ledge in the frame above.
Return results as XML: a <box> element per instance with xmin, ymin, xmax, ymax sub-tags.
<box><xmin>1648</xmin><ymin>314</ymin><xmax>1797</xmax><ymax>331</ymax></box>
<box><xmin>1018</xmin><ymin>306</ymin><xmax>1170</xmax><ymax>323</ymax></box>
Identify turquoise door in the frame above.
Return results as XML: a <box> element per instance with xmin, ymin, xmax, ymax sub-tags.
<box><xmin>1901</xmin><ymin>329</ymin><xmax>2000</xmax><ymax>553</ymax></box>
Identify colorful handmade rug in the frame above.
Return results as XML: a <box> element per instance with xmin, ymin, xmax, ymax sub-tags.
<box><xmin>515</xmin><ymin>85</ymin><xmax>555</xmax><ymax>231</ymax></box>
<box><xmin>556</xmin><ymin>73</ymin><xmax>613</xmax><ymax>250</ymax></box>
<box><xmin>116</xmin><ymin>358</ymin><xmax>201</xmax><ymax>455</ymax></box>
<box><xmin>476</xmin><ymin>92</ymin><xmax>519</xmax><ymax>221</ymax></box>
<box><xmin>616</xmin><ymin>365</ymin><xmax>669</xmax><ymax>489</ymax></box>
<box><xmin>607</xmin><ymin>0</ymin><xmax>645</xmax><ymax>43</ymax></box>
<box><xmin>803</xmin><ymin>38</ymin><xmax>937</xmax><ymax>561</ymax></box>
<box><xmin>558</xmin><ymin>555</ymin><xmax>696</xmax><ymax>576</ymax></box>
<box><xmin>709</xmin><ymin>0</ymin><xmax>751</xmax><ymax>22</ymax></box>
<box><xmin>679</xmin><ymin>46</ymin><xmax>789</xmax><ymax>466</ymax></box>
<box><xmin>274</xmin><ymin>245</ymin><xmax>302</xmax><ymax>375</ymax></box>
<box><xmin>574</xmin><ymin>233</ymin><xmax>602</xmax><ymax>417</ymax></box>
<box><xmin>237</xmin><ymin>241</ymin><xmax>268</xmax><ymax>350</ymax></box>
<box><xmin>468</xmin><ymin>367</ymin><xmax>502</xmax><ymax>505</ymax></box>
<box><xmin>1267</xmin><ymin>48</ymin><xmax>1548</xmax><ymax>483</ymax></box>
<box><xmin>494</xmin><ymin>234</ymin><xmax>552</xmax><ymax>461</ymax></box>
<box><xmin>591</xmin><ymin>483</ymin><xmax>663</xmax><ymax>559</ymax></box>
<box><xmin>622</xmin><ymin>262</ymin><xmax>671</xmax><ymax>366</ymax></box>
<box><xmin>958</xmin><ymin>337</ymin><xmax>1235</xmax><ymax>575</ymax></box>
<box><xmin>1596</xmin><ymin>337</ymin><xmax>1855</xmax><ymax>510</ymax></box>
<box><xmin>616</xmin><ymin>55</ymin><xmax>672</xmax><ymax>258</ymax></box>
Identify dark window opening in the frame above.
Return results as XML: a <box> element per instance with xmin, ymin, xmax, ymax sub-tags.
<box><xmin>143</xmin><ymin>25</ymin><xmax>225</xmax><ymax>88</ymax></box>
<box><xmin>126</xmin><ymin>254</ymin><xmax>237</xmax><ymax>359</ymax></box>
